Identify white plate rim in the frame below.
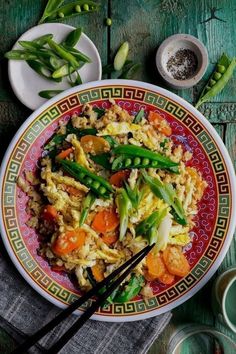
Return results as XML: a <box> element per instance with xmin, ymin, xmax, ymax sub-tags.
<box><xmin>0</xmin><ymin>79</ymin><xmax>235</xmax><ymax>322</ymax></box>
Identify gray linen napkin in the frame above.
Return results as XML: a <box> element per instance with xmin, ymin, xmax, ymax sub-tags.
<box><xmin>0</xmin><ymin>244</ymin><xmax>171</xmax><ymax>354</ymax></box>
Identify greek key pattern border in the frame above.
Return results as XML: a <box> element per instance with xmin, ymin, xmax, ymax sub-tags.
<box><xmin>2</xmin><ymin>86</ymin><xmax>231</xmax><ymax>315</ymax></box>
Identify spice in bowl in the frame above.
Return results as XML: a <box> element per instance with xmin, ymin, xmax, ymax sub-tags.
<box><xmin>166</xmin><ymin>49</ymin><xmax>198</xmax><ymax>80</ymax></box>
<box><xmin>156</xmin><ymin>34</ymin><xmax>208</xmax><ymax>89</ymax></box>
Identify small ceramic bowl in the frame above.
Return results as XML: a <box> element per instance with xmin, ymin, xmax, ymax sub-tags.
<box><xmin>211</xmin><ymin>266</ymin><xmax>236</xmax><ymax>333</ymax></box>
<box><xmin>156</xmin><ymin>34</ymin><xmax>208</xmax><ymax>89</ymax></box>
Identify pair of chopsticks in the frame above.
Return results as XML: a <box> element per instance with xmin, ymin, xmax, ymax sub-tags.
<box><xmin>12</xmin><ymin>244</ymin><xmax>154</xmax><ymax>354</ymax></box>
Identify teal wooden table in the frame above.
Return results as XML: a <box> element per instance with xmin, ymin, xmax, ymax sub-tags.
<box><xmin>0</xmin><ymin>0</ymin><xmax>235</xmax><ymax>353</ymax></box>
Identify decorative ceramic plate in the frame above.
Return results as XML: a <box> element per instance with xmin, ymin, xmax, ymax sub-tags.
<box><xmin>0</xmin><ymin>80</ymin><xmax>235</xmax><ymax>322</ymax></box>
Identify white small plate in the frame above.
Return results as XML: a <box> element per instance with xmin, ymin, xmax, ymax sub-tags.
<box><xmin>8</xmin><ymin>23</ymin><xmax>102</xmax><ymax>110</ymax></box>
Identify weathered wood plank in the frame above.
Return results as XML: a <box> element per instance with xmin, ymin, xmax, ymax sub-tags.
<box><xmin>109</xmin><ymin>0</ymin><xmax>236</xmax><ymax>108</ymax></box>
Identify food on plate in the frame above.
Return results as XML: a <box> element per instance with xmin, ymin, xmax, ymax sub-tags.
<box><xmin>18</xmin><ymin>101</ymin><xmax>207</xmax><ymax>304</ymax></box>
<box><xmin>5</xmin><ymin>27</ymin><xmax>91</xmax><ymax>97</ymax></box>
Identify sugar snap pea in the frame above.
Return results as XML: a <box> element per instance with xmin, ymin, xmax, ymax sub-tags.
<box><xmin>58</xmin><ymin>159</ymin><xmax>113</xmax><ymax>198</ymax></box>
<box><xmin>33</xmin><ymin>34</ymin><xmax>53</xmax><ymax>46</ymax></box>
<box><xmin>113</xmin><ymin>274</ymin><xmax>144</xmax><ymax>303</ymax></box>
<box><xmin>112</xmin><ymin>145</ymin><xmax>177</xmax><ymax>165</ymax></box>
<box><xmin>52</xmin><ymin>62</ymin><xmax>84</xmax><ymax>79</ymax></box>
<box><xmin>4</xmin><ymin>50</ymin><xmax>37</xmax><ymax>60</ymax></box>
<box><xmin>19</xmin><ymin>40</ymin><xmax>44</xmax><ymax>50</ymax></box>
<box><xmin>26</xmin><ymin>60</ymin><xmax>62</xmax><ymax>82</ymax></box>
<box><xmin>18</xmin><ymin>41</ymin><xmax>61</xmax><ymax>59</ymax></box>
<box><xmin>111</xmin><ymin>154</ymin><xmax>179</xmax><ymax>173</ymax></box>
<box><xmin>47</xmin><ymin>38</ymin><xmax>79</xmax><ymax>68</ymax></box>
<box><xmin>42</xmin><ymin>1</ymin><xmax>99</xmax><ymax>23</ymax></box>
<box><xmin>195</xmin><ymin>53</ymin><xmax>236</xmax><ymax>109</ymax></box>
<box><xmin>49</xmin><ymin>56</ymin><xmax>64</xmax><ymax>70</ymax></box>
<box><xmin>62</xmin><ymin>46</ymin><xmax>92</xmax><ymax>63</ymax></box>
<box><xmin>62</xmin><ymin>27</ymin><xmax>82</xmax><ymax>47</ymax></box>
<box><xmin>38</xmin><ymin>0</ymin><xmax>65</xmax><ymax>24</ymax></box>
<box><xmin>38</xmin><ymin>90</ymin><xmax>63</xmax><ymax>99</ymax></box>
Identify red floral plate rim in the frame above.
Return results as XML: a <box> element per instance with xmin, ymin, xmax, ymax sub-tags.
<box><xmin>0</xmin><ymin>80</ymin><xmax>235</xmax><ymax>322</ymax></box>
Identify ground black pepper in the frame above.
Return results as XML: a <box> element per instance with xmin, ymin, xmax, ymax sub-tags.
<box><xmin>166</xmin><ymin>49</ymin><xmax>198</xmax><ymax>80</ymax></box>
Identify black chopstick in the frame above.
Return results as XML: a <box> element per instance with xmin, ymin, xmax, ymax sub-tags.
<box><xmin>12</xmin><ymin>244</ymin><xmax>154</xmax><ymax>354</ymax></box>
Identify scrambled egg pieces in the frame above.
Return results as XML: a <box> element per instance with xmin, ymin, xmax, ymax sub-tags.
<box><xmin>26</xmin><ymin>102</ymin><xmax>207</xmax><ymax>291</ymax></box>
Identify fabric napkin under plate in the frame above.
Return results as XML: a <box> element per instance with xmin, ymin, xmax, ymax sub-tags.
<box><xmin>0</xmin><ymin>245</ymin><xmax>171</xmax><ymax>354</ymax></box>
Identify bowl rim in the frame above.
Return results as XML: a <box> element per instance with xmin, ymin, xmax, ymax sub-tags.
<box><xmin>0</xmin><ymin>79</ymin><xmax>235</xmax><ymax>322</ymax></box>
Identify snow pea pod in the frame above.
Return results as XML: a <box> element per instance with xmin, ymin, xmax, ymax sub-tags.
<box><xmin>4</xmin><ymin>50</ymin><xmax>37</xmax><ymax>60</ymax></box>
<box><xmin>18</xmin><ymin>41</ymin><xmax>60</xmax><ymax>59</ymax></box>
<box><xmin>33</xmin><ymin>33</ymin><xmax>53</xmax><ymax>46</ymax></box>
<box><xmin>38</xmin><ymin>90</ymin><xmax>63</xmax><ymax>99</ymax></box>
<box><xmin>26</xmin><ymin>60</ymin><xmax>62</xmax><ymax>82</ymax></box>
<box><xmin>114</xmin><ymin>274</ymin><xmax>144</xmax><ymax>303</ymax></box>
<box><xmin>61</xmin><ymin>27</ymin><xmax>82</xmax><ymax>47</ymax></box>
<box><xmin>62</xmin><ymin>46</ymin><xmax>92</xmax><ymax>63</ymax></box>
<box><xmin>58</xmin><ymin>159</ymin><xmax>113</xmax><ymax>198</ymax></box>
<box><xmin>52</xmin><ymin>62</ymin><xmax>84</xmax><ymax>79</ymax></box>
<box><xmin>43</xmin><ymin>1</ymin><xmax>99</xmax><ymax>23</ymax></box>
<box><xmin>47</xmin><ymin>38</ymin><xmax>79</xmax><ymax>68</ymax></box>
<box><xmin>195</xmin><ymin>53</ymin><xmax>236</xmax><ymax>109</ymax></box>
<box><xmin>18</xmin><ymin>40</ymin><xmax>44</xmax><ymax>50</ymax></box>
